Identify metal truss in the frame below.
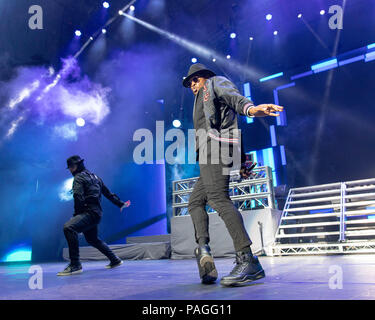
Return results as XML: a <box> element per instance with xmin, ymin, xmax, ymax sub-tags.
<box><xmin>272</xmin><ymin>241</ymin><xmax>375</xmax><ymax>255</ymax></box>
<box><xmin>272</xmin><ymin>177</ymin><xmax>375</xmax><ymax>256</ymax></box>
<box><xmin>172</xmin><ymin>166</ymin><xmax>275</xmax><ymax>216</ymax></box>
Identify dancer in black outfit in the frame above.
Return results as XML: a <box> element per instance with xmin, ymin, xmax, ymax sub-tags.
<box><xmin>183</xmin><ymin>63</ymin><xmax>283</xmax><ymax>286</ymax></box>
<box><xmin>58</xmin><ymin>155</ymin><xmax>130</xmax><ymax>276</ymax></box>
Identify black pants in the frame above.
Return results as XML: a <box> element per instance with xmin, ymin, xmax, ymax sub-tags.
<box><xmin>188</xmin><ymin>161</ymin><xmax>252</xmax><ymax>252</ymax></box>
<box><xmin>63</xmin><ymin>212</ymin><xmax>118</xmax><ymax>265</ymax></box>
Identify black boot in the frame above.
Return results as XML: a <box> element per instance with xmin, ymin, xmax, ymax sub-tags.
<box><xmin>105</xmin><ymin>257</ymin><xmax>123</xmax><ymax>269</ymax></box>
<box><xmin>194</xmin><ymin>245</ymin><xmax>218</xmax><ymax>284</ymax></box>
<box><xmin>220</xmin><ymin>252</ymin><xmax>265</xmax><ymax>287</ymax></box>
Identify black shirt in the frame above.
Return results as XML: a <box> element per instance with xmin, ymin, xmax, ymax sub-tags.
<box><xmin>193</xmin><ymin>88</ymin><xmax>206</xmax><ymax>132</ymax></box>
<box><xmin>193</xmin><ymin>88</ymin><xmax>212</xmax><ymax>160</ymax></box>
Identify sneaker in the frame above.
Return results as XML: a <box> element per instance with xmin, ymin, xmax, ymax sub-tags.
<box><xmin>57</xmin><ymin>263</ymin><xmax>82</xmax><ymax>276</ymax></box>
<box><xmin>194</xmin><ymin>245</ymin><xmax>218</xmax><ymax>284</ymax></box>
<box><xmin>220</xmin><ymin>252</ymin><xmax>265</xmax><ymax>287</ymax></box>
<box><xmin>105</xmin><ymin>259</ymin><xmax>123</xmax><ymax>269</ymax></box>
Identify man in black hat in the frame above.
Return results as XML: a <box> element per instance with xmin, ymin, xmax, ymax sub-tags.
<box><xmin>183</xmin><ymin>63</ymin><xmax>283</xmax><ymax>286</ymax></box>
<box><xmin>57</xmin><ymin>155</ymin><xmax>131</xmax><ymax>276</ymax></box>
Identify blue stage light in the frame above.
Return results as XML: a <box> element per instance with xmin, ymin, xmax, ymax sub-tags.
<box><xmin>172</xmin><ymin>120</ymin><xmax>181</xmax><ymax>128</ymax></box>
<box><xmin>262</xmin><ymin>147</ymin><xmax>277</xmax><ymax>186</ymax></box>
<box><xmin>266</xmin><ymin>14</ymin><xmax>272</xmax><ymax>21</ymax></box>
<box><xmin>280</xmin><ymin>145</ymin><xmax>287</xmax><ymax>165</ymax></box>
<box><xmin>103</xmin><ymin>2</ymin><xmax>109</xmax><ymax>8</ymax></box>
<box><xmin>365</xmin><ymin>51</ymin><xmax>375</xmax><ymax>62</ymax></box>
<box><xmin>191</xmin><ymin>57</ymin><xmax>197</xmax><ymax>63</ymax></box>
<box><xmin>339</xmin><ymin>55</ymin><xmax>365</xmax><ymax>66</ymax></box>
<box><xmin>75</xmin><ymin>30</ymin><xmax>82</xmax><ymax>37</ymax></box>
<box><xmin>4</xmin><ymin>248</ymin><xmax>32</xmax><ymax>262</ymax></box>
<box><xmin>270</xmin><ymin>125</ymin><xmax>277</xmax><ymax>147</ymax></box>
<box><xmin>259</xmin><ymin>72</ymin><xmax>284</xmax><ymax>82</ymax></box>
<box><xmin>311</xmin><ymin>58</ymin><xmax>338</xmax><ymax>72</ymax></box>
<box><xmin>230</xmin><ymin>33</ymin><xmax>236</xmax><ymax>39</ymax></box>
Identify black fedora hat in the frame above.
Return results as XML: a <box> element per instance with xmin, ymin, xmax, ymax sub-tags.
<box><xmin>66</xmin><ymin>155</ymin><xmax>84</xmax><ymax>169</ymax></box>
<box><xmin>182</xmin><ymin>63</ymin><xmax>216</xmax><ymax>88</ymax></box>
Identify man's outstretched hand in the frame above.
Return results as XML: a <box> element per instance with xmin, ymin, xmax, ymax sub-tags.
<box><xmin>240</xmin><ymin>162</ymin><xmax>257</xmax><ymax>179</ymax></box>
<box><xmin>249</xmin><ymin>104</ymin><xmax>284</xmax><ymax>117</ymax></box>
<box><xmin>120</xmin><ymin>200</ymin><xmax>131</xmax><ymax>212</ymax></box>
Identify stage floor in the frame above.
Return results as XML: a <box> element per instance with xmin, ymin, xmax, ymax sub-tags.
<box><xmin>1</xmin><ymin>254</ymin><xmax>375</xmax><ymax>300</ymax></box>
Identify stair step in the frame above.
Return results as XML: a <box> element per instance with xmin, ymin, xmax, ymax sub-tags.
<box><xmin>346</xmin><ymin>219</ymin><xmax>375</xmax><ymax>225</ymax></box>
<box><xmin>345</xmin><ymin>178</ymin><xmax>375</xmax><ymax>186</ymax></box>
<box><xmin>285</xmin><ymin>204</ymin><xmax>340</xmax><ymax>212</ymax></box>
<box><xmin>290</xmin><ymin>189</ymin><xmax>341</xmax><ymax>199</ymax></box>
<box><xmin>279</xmin><ymin>221</ymin><xmax>340</xmax><ymax>229</ymax></box>
<box><xmin>289</xmin><ymin>185</ymin><xmax>375</xmax><ymax>200</ymax></box>
<box><xmin>291</xmin><ymin>182</ymin><xmax>341</xmax><ymax>193</ymax></box>
<box><xmin>282</xmin><ymin>212</ymin><xmax>339</xmax><ymax>220</ymax></box>
<box><xmin>345</xmin><ymin>201</ymin><xmax>375</xmax><ymax>207</ymax></box>
<box><xmin>346</xmin><ymin>185</ymin><xmax>375</xmax><ymax>193</ymax></box>
<box><xmin>288</xmin><ymin>192</ymin><xmax>375</xmax><ymax>206</ymax></box>
<box><xmin>276</xmin><ymin>231</ymin><xmax>340</xmax><ymax>238</ymax></box>
<box><xmin>288</xmin><ymin>195</ymin><xmax>341</xmax><ymax>205</ymax></box>
<box><xmin>345</xmin><ymin>209</ymin><xmax>375</xmax><ymax>216</ymax></box>
<box><xmin>285</xmin><ymin>200</ymin><xmax>375</xmax><ymax>212</ymax></box>
<box><xmin>346</xmin><ymin>230</ymin><xmax>375</xmax><ymax>236</ymax></box>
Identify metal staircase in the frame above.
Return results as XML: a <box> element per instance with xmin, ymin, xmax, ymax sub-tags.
<box><xmin>272</xmin><ymin>178</ymin><xmax>375</xmax><ymax>255</ymax></box>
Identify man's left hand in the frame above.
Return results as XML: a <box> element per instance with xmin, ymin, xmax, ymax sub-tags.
<box><xmin>249</xmin><ymin>104</ymin><xmax>284</xmax><ymax>117</ymax></box>
<box><xmin>240</xmin><ymin>162</ymin><xmax>257</xmax><ymax>179</ymax></box>
<box><xmin>120</xmin><ymin>200</ymin><xmax>131</xmax><ymax>212</ymax></box>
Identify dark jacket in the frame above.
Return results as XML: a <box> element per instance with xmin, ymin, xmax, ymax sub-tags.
<box><xmin>193</xmin><ymin>76</ymin><xmax>255</xmax><ymax>161</ymax></box>
<box><xmin>72</xmin><ymin>169</ymin><xmax>124</xmax><ymax>216</ymax></box>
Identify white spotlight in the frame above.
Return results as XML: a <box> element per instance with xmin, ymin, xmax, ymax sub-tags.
<box><xmin>75</xmin><ymin>30</ymin><xmax>81</xmax><ymax>37</ymax></box>
<box><xmin>320</xmin><ymin>10</ymin><xmax>325</xmax><ymax>15</ymax></box>
<box><xmin>273</xmin><ymin>30</ymin><xmax>278</xmax><ymax>36</ymax></box>
<box><xmin>103</xmin><ymin>2</ymin><xmax>109</xmax><ymax>9</ymax></box>
<box><xmin>212</xmin><ymin>58</ymin><xmax>216</xmax><ymax>62</ymax></box>
<box><xmin>130</xmin><ymin>5</ymin><xmax>135</xmax><ymax>11</ymax></box>
<box><xmin>266</xmin><ymin>14</ymin><xmax>272</xmax><ymax>21</ymax></box>
<box><xmin>102</xmin><ymin>28</ymin><xmax>107</xmax><ymax>34</ymax></box>
<box><xmin>298</xmin><ymin>13</ymin><xmax>302</xmax><ymax>18</ymax></box>
<box><xmin>230</xmin><ymin>33</ymin><xmax>236</xmax><ymax>39</ymax></box>
<box><xmin>118</xmin><ymin>10</ymin><xmax>124</xmax><ymax>15</ymax></box>
<box><xmin>76</xmin><ymin>118</ymin><xmax>85</xmax><ymax>127</ymax></box>
<box><xmin>172</xmin><ymin>120</ymin><xmax>181</xmax><ymax>128</ymax></box>
<box><xmin>191</xmin><ymin>57</ymin><xmax>197</xmax><ymax>63</ymax></box>
<box><xmin>59</xmin><ymin>177</ymin><xmax>74</xmax><ymax>201</ymax></box>
<box><xmin>249</xmin><ymin>37</ymin><xmax>254</xmax><ymax>41</ymax></box>
<box><xmin>226</xmin><ymin>55</ymin><xmax>231</xmax><ymax>60</ymax></box>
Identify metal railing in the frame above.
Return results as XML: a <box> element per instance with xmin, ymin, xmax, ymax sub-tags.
<box><xmin>272</xmin><ymin>178</ymin><xmax>375</xmax><ymax>255</ymax></box>
<box><xmin>172</xmin><ymin>166</ymin><xmax>275</xmax><ymax>216</ymax></box>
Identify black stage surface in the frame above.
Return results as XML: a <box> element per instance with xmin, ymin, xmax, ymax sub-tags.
<box><xmin>1</xmin><ymin>254</ymin><xmax>375</xmax><ymax>300</ymax></box>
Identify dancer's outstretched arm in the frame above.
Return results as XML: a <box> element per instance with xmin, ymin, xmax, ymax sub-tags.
<box><xmin>100</xmin><ymin>179</ymin><xmax>131</xmax><ymax>212</ymax></box>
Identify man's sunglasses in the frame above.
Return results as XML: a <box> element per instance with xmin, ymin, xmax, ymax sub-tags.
<box><xmin>188</xmin><ymin>76</ymin><xmax>200</xmax><ymax>87</ymax></box>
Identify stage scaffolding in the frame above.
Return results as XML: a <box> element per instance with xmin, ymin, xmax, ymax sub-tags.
<box><xmin>272</xmin><ymin>178</ymin><xmax>375</xmax><ymax>255</ymax></box>
<box><xmin>172</xmin><ymin>166</ymin><xmax>276</xmax><ymax>216</ymax></box>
